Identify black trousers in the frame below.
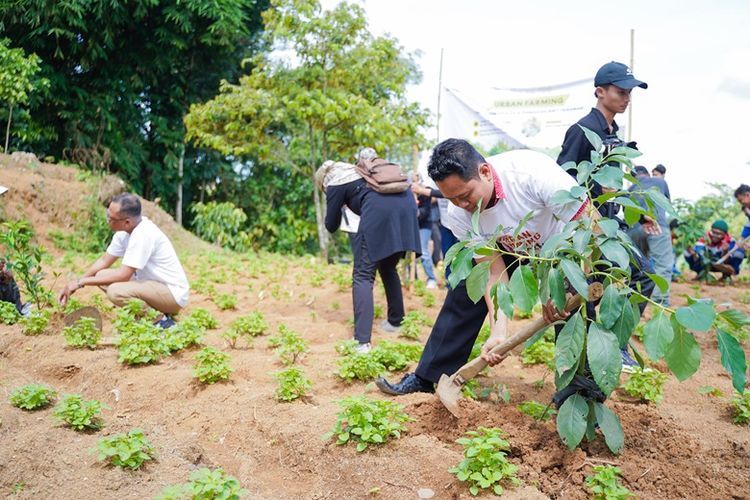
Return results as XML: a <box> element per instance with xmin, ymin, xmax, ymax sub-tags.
<box><xmin>416</xmin><ymin>254</ymin><xmax>519</xmax><ymax>383</ymax></box>
<box><xmin>415</xmin><ymin>250</ymin><xmax>655</xmax><ymax>384</ymax></box>
<box><xmin>351</xmin><ymin>232</ymin><xmax>405</xmax><ymax>344</ymax></box>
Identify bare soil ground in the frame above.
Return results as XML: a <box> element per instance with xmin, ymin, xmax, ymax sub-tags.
<box><xmin>1</xmin><ymin>156</ymin><xmax>749</xmax><ymax>499</ymax></box>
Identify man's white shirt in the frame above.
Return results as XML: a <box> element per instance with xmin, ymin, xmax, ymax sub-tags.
<box><xmin>106</xmin><ymin>217</ymin><xmax>190</xmax><ymax>306</ymax></box>
<box><xmin>442</xmin><ymin>149</ymin><xmax>585</xmax><ymax>252</ymax></box>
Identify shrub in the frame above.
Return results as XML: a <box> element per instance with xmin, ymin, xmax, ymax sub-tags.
<box><xmin>336</xmin><ymin>353</ymin><xmax>386</xmax><ymax>382</ymax></box>
<box><xmin>274</xmin><ymin>366</ymin><xmax>312</xmax><ymax>402</ymax></box>
<box><xmin>214</xmin><ymin>293</ymin><xmax>237</xmax><ymax>311</ymax></box>
<box><xmin>194</xmin><ymin>347</ymin><xmax>233</xmax><ymax>384</ymax></box>
<box><xmin>186</xmin><ymin>308</ymin><xmax>218</xmax><ymax>329</ymax></box>
<box><xmin>326</xmin><ymin>396</ymin><xmax>413</xmax><ymax>452</ymax></box>
<box><xmin>370</xmin><ymin>340</ymin><xmax>422</xmax><ymax>371</ymax></box>
<box><xmin>53</xmin><ymin>394</ymin><xmax>107</xmax><ymax>431</ymax></box>
<box><xmin>0</xmin><ymin>301</ymin><xmax>19</xmax><ymax>324</ymax></box>
<box><xmin>731</xmin><ymin>391</ymin><xmax>750</xmax><ymax>425</ymax></box>
<box><xmin>585</xmin><ymin>465</ymin><xmax>635</xmax><ymax>500</ymax></box>
<box><xmin>62</xmin><ymin>316</ymin><xmax>101</xmax><ymax>349</ymax></box>
<box><xmin>268</xmin><ymin>325</ymin><xmax>308</xmax><ymax>365</ymax></box>
<box><xmin>399</xmin><ymin>311</ymin><xmax>433</xmax><ymax>340</ymax></box>
<box><xmin>517</xmin><ymin>400</ymin><xmax>556</xmax><ymax>421</ymax></box>
<box><xmin>164</xmin><ymin>318</ymin><xmax>205</xmax><ymax>352</ymax></box>
<box><xmin>449</xmin><ymin>427</ymin><xmax>520</xmax><ymax>496</ymax></box>
<box><xmin>229</xmin><ymin>312</ymin><xmax>268</xmax><ymax>337</ymax></box>
<box><xmin>9</xmin><ymin>383</ymin><xmax>56</xmax><ymax>410</ymax></box>
<box><xmin>93</xmin><ymin>429</ymin><xmax>155</xmax><ymax>469</ymax></box>
<box><xmin>521</xmin><ymin>339</ymin><xmax>555</xmax><ymax>368</ymax></box>
<box><xmin>621</xmin><ymin>367</ymin><xmax>669</xmax><ymax>404</ymax></box>
<box><xmin>156</xmin><ymin>468</ymin><xmax>247</xmax><ymax>500</ymax></box>
<box><xmin>116</xmin><ymin>318</ymin><xmax>170</xmax><ymax>364</ymax></box>
<box><xmin>20</xmin><ymin>309</ymin><xmax>50</xmax><ymax>335</ymax></box>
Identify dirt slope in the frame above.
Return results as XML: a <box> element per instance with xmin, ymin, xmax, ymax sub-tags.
<box><xmin>0</xmin><ymin>155</ymin><xmax>749</xmax><ymax>499</ymax></box>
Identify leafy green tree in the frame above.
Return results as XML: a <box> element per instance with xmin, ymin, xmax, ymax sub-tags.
<box><xmin>0</xmin><ymin>0</ymin><xmax>268</xmax><ymax>218</ymax></box>
<box><xmin>0</xmin><ymin>38</ymin><xmax>48</xmax><ymax>153</ymax></box>
<box><xmin>185</xmin><ymin>0</ymin><xmax>430</xmax><ymax>257</ymax></box>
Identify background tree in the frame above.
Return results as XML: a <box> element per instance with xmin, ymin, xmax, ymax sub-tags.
<box><xmin>0</xmin><ymin>0</ymin><xmax>268</xmax><ymax>221</ymax></box>
<box><xmin>0</xmin><ymin>38</ymin><xmax>48</xmax><ymax>153</ymax></box>
<box><xmin>185</xmin><ymin>0</ymin><xmax>430</xmax><ymax>258</ymax></box>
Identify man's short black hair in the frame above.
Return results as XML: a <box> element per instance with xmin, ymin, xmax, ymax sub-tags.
<box><xmin>111</xmin><ymin>193</ymin><xmax>141</xmax><ymax>218</ymax></box>
<box><xmin>632</xmin><ymin>165</ymin><xmax>649</xmax><ymax>176</ymax></box>
<box><xmin>735</xmin><ymin>184</ymin><xmax>750</xmax><ymax>198</ymax></box>
<box><xmin>427</xmin><ymin>139</ymin><xmax>486</xmax><ymax>182</ymax></box>
<box><xmin>652</xmin><ymin>164</ymin><xmax>666</xmax><ymax>175</ymax></box>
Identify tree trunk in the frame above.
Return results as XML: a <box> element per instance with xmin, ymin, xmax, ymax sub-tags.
<box><xmin>313</xmin><ymin>172</ymin><xmax>329</xmax><ymax>262</ymax></box>
<box><xmin>4</xmin><ymin>104</ymin><xmax>13</xmax><ymax>154</ymax></box>
<box><xmin>175</xmin><ymin>144</ymin><xmax>184</xmax><ymax>225</ymax></box>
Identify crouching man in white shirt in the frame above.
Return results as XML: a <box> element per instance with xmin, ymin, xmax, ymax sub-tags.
<box><xmin>58</xmin><ymin>193</ymin><xmax>190</xmax><ymax>328</ymax></box>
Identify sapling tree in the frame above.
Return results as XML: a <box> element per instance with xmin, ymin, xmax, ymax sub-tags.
<box><xmin>448</xmin><ymin>127</ymin><xmax>749</xmax><ymax>453</ymax></box>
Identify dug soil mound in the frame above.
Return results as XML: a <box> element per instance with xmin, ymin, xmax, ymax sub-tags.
<box><xmin>1</xmin><ymin>156</ymin><xmax>749</xmax><ymax>499</ymax></box>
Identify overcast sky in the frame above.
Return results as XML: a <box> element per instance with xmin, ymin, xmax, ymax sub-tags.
<box><xmin>322</xmin><ymin>0</ymin><xmax>750</xmax><ymax>200</ymax></box>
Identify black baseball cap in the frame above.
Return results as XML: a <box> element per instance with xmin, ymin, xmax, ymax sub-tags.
<box><xmin>594</xmin><ymin>61</ymin><xmax>648</xmax><ymax>89</ymax></box>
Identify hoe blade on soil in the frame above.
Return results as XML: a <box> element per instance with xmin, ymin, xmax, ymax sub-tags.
<box><xmin>436</xmin><ymin>283</ymin><xmax>603</xmax><ymax>417</ymax></box>
<box><xmin>63</xmin><ymin>306</ymin><xmax>103</xmax><ymax>332</ymax></box>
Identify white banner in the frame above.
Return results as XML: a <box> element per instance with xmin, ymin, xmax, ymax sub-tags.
<box><xmin>440</xmin><ymin>79</ymin><xmax>595</xmax><ymax>151</ymax></box>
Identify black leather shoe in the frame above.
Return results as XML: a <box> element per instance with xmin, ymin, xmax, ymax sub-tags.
<box><xmin>375</xmin><ymin>373</ymin><xmax>434</xmax><ymax>395</ymax></box>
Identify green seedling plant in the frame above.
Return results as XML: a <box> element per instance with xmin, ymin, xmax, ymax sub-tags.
<box><xmin>156</xmin><ymin>467</ymin><xmax>247</xmax><ymax>500</ymax></box>
<box><xmin>521</xmin><ymin>338</ymin><xmax>555</xmax><ymax>368</ymax></box>
<box><xmin>93</xmin><ymin>428</ymin><xmax>155</xmax><ymax>469</ymax></box>
<box><xmin>698</xmin><ymin>385</ymin><xmax>724</xmax><ymax>397</ymax></box>
<box><xmin>231</xmin><ymin>312</ymin><xmax>268</xmax><ymax>337</ymax></box>
<box><xmin>274</xmin><ymin>366</ymin><xmax>312</xmax><ymax>402</ymax></box>
<box><xmin>731</xmin><ymin>391</ymin><xmax>750</xmax><ymax>425</ymax></box>
<box><xmin>517</xmin><ymin>400</ymin><xmax>556</xmax><ymax>421</ymax></box>
<box><xmin>1</xmin><ymin>220</ymin><xmax>53</xmax><ymax>308</ymax></box>
<box><xmin>370</xmin><ymin>340</ymin><xmax>422</xmax><ymax>371</ymax></box>
<box><xmin>62</xmin><ymin>316</ymin><xmax>101</xmax><ymax>349</ymax></box>
<box><xmin>194</xmin><ymin>347</ymin><xmax>233</xmax><ymax>384</ymax></box>
<box><xmin>413</xmin><ymin>279</ymin><xmax>426</xmax><ymax>297</ymax></box>
<box><xmin>268</xmin><ymin>325</ymin><xmax>308</xmax><ymax>365</ymax></box>
<box><xmin>214</xmin><ymin>293</ymin><xmax>237</xmax><ymax>311</ymax></box>
<box><xmin>399</xmin><ymin>310</ymin><xmax>433</xmax><ymax>340</ymax></box>
<box><xmin>60</xmin><ymin>296</ymin><xmax>84</xmax><ymax>315</ymax></box>
<box><xmin>584</xmin><ymin>465</ymin><xmax>634</xmax><ymax>500</ymax></box>
<box><xmin>373</xmin><ymin>303</ymin><xmax>384</xmax><ymax>319</ymax></box>
<box><xmin>164</xmin><ymin>318</ymin><xmax>205</xmax><ymax>352</ymax></box>
<box><xmin>10</xmin><ymin>383</ymin><xmax>57</xmax><ymax>410</ymax></box>
<box><xmin>449</xmin><ymin>427</ymin><xmax>520</xmax><ymax>496</ymax></box>
<box><xmin>447</xmin><ymin>128</ymin><xmax>750</xmax><ymax>453</ymax></box>
<box><xmin>422</xmin><ymin>291</ymin><xmax>436</xmax><ymax>307</ymax></box>
<box><xmin>621</xmin><ymin>367</ymin><xmax>668</xmax><ymax>404</ymax></box>
<box><xmin>186</xmin><ymin>307</ymin><xmax>218</xmax><ymax>329</ymax></box>
<box><xmin>53</xmin><ymin>394</ymin><xmax>107</xmax><ymax>431</ymax></box>
<box><xmin>0</xmin><ymin>301</ymin><xmax>19</xmax><ymax>324</ymax></box>
<box><xmin>336</xmin><ymin>352</ymin><xmax>386</xmax><ymax>382</ymax></box>
<box><xmin>20</xmin><ymin>309</ymin><xmax>50</xmax><ymax>335</ymax></box>
<box><xmin>326</xmin><ymin>395</ymin><xmax>413</xmax><ymax>452</ymax></box>
<box><xmin>116</xmin><ymin>318</ymin><xmax>170</xmax><ymax>364</ymax></box>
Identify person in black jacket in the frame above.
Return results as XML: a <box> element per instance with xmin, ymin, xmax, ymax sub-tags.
<box><xmin>317</xmin><ymin>149</ymin><xmax>421</xmax><ymax>353</ymax></box>
<box><xmin>557</xmin><ymin>61</ymin><xmax>652</xmax><ymax>371</ymax></box>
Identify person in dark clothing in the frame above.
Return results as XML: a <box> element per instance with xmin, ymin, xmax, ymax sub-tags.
<box><xmin>414</xmin><ymin>173</ymin><xmax>438</xmax><ymax>288</ymax></box>
<box><xmin>0</xmin><ymin>259</ymin><xmax>25</xmax><ymax>314</ymax></box>
<box><xmin>557</xmin><ymin>60</ymin><xmax>651</xmax><ymax>370</ymax></box>
<box><xmin>317</xmin><ymin>149</ymin><xmax>421</xmax><ymax>353</ymax></box>
<box><xmin>411</xmin><ymin>181</ymin><xmax>459</xmax><ymax>283</ymax></box>
<box><xmin>627</xmin><ymin>166</ymin><xmax>673</xmax><ymax>305</ymax></box>
<box><xmin>651</xmin><ymin>164</ymin><xmax>666</xmax><ymax>178</ymax></box>
<box><xmin>375</xmin><ymin>140</ymin><xmax>591</xmax><ymax>395</ymax></box>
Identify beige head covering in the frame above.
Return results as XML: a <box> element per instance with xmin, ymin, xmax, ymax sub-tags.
<box><xmin>315</xmin><ymin>160</ymin><xmax>362</xmax><ymax>191</ymax></box>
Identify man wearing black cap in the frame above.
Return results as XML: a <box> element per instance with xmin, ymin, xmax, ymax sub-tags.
<box><xmin>557</xmin><ymin>62</ymin><xmax>651</xmax><ymax>372</ymax></box>
<box><xmin>558</xmin><ymin>61</ymin><xmax>648</xmax><ymax>170</ymax></box>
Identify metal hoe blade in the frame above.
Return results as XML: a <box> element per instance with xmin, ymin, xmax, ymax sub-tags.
<box><xmin>63</xmin><ymin>306</ymin><xmax>103</xmax><ymax>332</ymax></box>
